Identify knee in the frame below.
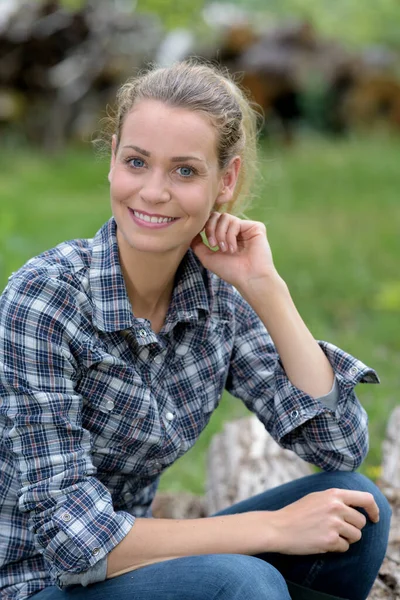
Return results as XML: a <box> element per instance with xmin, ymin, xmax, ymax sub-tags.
<box><xmin>324</xmin><ymin>471</ymin><xmax>392</xmax><ymax>552</ymax></box>
<box><xmin>202</xmin><ymin>554</ymin><xmax>290</xmax><ymax>600</ymax></box>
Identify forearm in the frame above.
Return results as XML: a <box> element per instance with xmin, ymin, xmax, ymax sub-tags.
<box><xmin>238</xmin><ymin>273</ymin><xmax>334</xmax><ymax>398</ymax></box>
<box><xmin>107</xmin><ymin>512</ymin><xmax>273</xmax><ymax>578</ymax></box>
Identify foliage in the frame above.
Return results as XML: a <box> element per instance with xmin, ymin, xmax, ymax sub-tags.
<box><xmin>0</xmin><ymin>134</ymin><xmax>399</xmax><ymax>493</ymax></box>
<box><xmin>35</xmin><ymin>0</ymin><xmax>400</xmax><ymax>50</ymax></box>
<box><xmin>219</xmin><ymin>0</ymin><xmax>400</xmax><ymax>49</ymax></box>
<box><xmin>137</xmin><ymin>0</ymin><xmax>206</xmax><ymax>30</ymax></box>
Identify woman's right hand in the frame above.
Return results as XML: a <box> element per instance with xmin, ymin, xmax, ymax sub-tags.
<box><xmin>267</xmin><ymin>488</ymin><xmax>380</xmax><ymax>555</ymax></box>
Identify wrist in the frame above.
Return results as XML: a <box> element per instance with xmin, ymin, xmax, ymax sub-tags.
<box><xmin>246</xmin><ymin>510</ymin><xmax>283</xmax><ymax>554</ymax></box>
<box><xmin>237</xmin><ymin>271</ymin><xmax>289</xmax><ymax>307</ymax></box>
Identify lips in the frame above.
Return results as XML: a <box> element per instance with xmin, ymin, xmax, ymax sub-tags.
<box><xmin>128</xmin><ymin>207</ymin><xmax>179</xmax><ymax>229</ymax></box>
<box><xmin>132</xmin><ymin>210</ymin><xmax>176</xmax><ymax>224</ymax></box>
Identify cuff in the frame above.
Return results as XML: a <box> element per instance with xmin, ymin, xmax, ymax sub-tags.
<box><xmin>272</xmin><ymin>340</ymin><xmax>379</xmax><ymax>441</ymax></box>
<box><xmin>316</xmin><ymin>377</ymin><xmax>339</xmax><ymax>411</ymax></box>
<box><xmin>57</xmin><ymin>556</ymin><xmax>108</xmax><ymax>588</ymax></box>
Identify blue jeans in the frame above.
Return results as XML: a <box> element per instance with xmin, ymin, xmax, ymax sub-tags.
<box><xmin>32</xmin><ymin>472</ymin><xmax>391</xmax><ymax>600</ymax></box>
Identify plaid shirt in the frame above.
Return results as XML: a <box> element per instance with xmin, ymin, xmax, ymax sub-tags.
<box><xmin>0</xmin><ymin>218</ymin><xmax>378</xmax><ymax>600</ymax></box>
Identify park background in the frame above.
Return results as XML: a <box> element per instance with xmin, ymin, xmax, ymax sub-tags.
<box><xmin>0</xmin><ymin>0</ymin><xmax>399</xmax><ymax>493</ymax></box>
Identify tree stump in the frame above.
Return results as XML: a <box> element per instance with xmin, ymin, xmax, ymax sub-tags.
<box><xmin>206</xmin><ymin>415</ymin><xmax>313</xmax><ymax>514</ymax></box>
<box><xmin>368</xmin><ymin>406</ymin><xmax>400</xmax><ymax>600</ymax></box>
<box><xmin>381</xmin><ymin>406</ymin><xmax>400</xmax><ymax>489</ymax></box>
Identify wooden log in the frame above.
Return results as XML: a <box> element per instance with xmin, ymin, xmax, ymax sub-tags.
<box><xmin>381</xmin><ymin>406</ymin><xmax>400</xmax><ymax>489</ymax></box>
<box><xmin>151</xmin><ymin>492</ymin><xmax>207</xmax><ymax>520</ymax></box>
<box><xmin>206</xmin><ymin>415</ymin><xmax>313</xmax><ymax>514</ymax></box>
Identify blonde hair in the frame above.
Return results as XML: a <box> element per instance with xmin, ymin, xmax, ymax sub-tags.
<box><xmin>106</xmin><ymin>60</ymin><xmax>260</xmax><ymax>214</ymax></box>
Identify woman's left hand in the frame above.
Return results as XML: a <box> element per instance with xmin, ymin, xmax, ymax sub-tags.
<box><xmin>190</xmin><ymin>212</ymin><xmax>279</xmax><ymax>289</ymax></box>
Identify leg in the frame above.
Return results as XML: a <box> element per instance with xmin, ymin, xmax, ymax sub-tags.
<box><xmin>32</xmin><ymin>554</ymin><xmax>291</xmax><ymax>600</ymax></box>
<box><xmin>214</xmin><ymin>471</ymin><xmax>392</xmax><ymax>600</ymax></box>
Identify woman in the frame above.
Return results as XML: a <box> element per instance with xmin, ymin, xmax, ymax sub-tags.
<box><xmin>0</xmin><ymin>61</ymin><xmax>391</xmax><ymax>600</ymax></box>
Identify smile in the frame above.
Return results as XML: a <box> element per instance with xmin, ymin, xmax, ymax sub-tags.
<box><xmin>133</xmin><ymin>210</ymin><xmax>176</xmax><ymax>224</ymax></box>
<box><xmin>128</xmin><ymin>208</ymin><xmax>179</xmax><ymax>229</ymax></box>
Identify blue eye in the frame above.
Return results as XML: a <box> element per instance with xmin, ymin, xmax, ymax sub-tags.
<box><xmin>130</xmin><ymin>158</ymin><xmax>145</xmax><ymax>168</ymax></box>
<box><xmin>177</xmin><ymin>166</ymin><xmax>193</xmax><ymax>177</ymax></box>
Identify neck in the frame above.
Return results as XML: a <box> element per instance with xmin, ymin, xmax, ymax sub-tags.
<box><xmin>117</xmin><ymin>235</ymin><xmax>188</xmax><ymax>319</ymax></box>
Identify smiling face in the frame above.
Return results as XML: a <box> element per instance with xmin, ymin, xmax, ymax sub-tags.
<box><xmin>108</xmin><ymin>99</ymin><xmax>239</xmax><ymax>263</ymax></box>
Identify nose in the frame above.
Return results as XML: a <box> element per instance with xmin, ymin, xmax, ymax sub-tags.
<box><xmin>139</xmin><ymin>170</ymin><xmax>171</xmax><ymax>204</ymax></box>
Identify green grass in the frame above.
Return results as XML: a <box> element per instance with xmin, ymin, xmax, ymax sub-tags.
<box><xmin>1</xmin><ymin>134</ymin><xmax>399</xmax><ymax>492</ymax></box>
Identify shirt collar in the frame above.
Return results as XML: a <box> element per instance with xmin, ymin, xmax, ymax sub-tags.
<box><xmin>89</xmin><ymin>218</ymin><xmax>134</xmax><ymax>332</ymax></box>
<box><xmin>168</xmin><ymin>249</ymin><xmax>211</xmax><ymax>325</ymax></box>
<box><xmin>89</xmin><ymin>218</ymin><xmax>211</xmax><ymax>333</ymax></box>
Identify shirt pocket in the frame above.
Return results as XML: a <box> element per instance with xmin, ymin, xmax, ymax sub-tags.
<box><xmin>79</xmin><ymin>364</ymin><xmax>151</xmax><ymax>447</ymax></box>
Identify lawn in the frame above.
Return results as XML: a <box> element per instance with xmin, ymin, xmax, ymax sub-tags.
<box><xmin>0</xmin><ymin>134</ymin><xmax>399</xmax><ymax>492</ymax></box>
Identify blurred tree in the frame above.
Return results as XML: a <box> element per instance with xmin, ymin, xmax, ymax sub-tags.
<box><xmin>222</xmin><ymin>0</ymin><xmax>400</xmax><ymax>49</ymax></box>
<box><xmin>54</xmin><ymin>0</ymin><xmax>206</xmax><ymax>31</ymax></box>
<box><xmin>42</xmin><ymin>1</ymin><xmax>400</xmax><ymax>50</ymax></box>
<box><xmin>137</xmin><ymin>0</ymin><xmax>206</xmax><ymax>29</ymax></box>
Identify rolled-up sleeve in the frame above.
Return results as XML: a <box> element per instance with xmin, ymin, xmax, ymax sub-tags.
<box><xmin>226</xmin><ymin>293</ymin><xmax>379</xmax><ymax>472</ymax></box>
<box><xmin>0</xmin><ymin>274</ymin><xmax>134</xmax><ymax>588</ymax></box>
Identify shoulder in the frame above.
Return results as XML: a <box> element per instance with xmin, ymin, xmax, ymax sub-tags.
<box><xmin>7</xmin><ymin>236</ymin><xmax>92</xmax><ymax>287</ymax></box>
<box><xmin>0</xmin><ymin>236</ymin><xmax>94</xmax><ymax>330</ymax></box>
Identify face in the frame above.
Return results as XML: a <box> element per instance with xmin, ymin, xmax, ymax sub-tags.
<box><xmin>108</xmin><ymin>99</ymin><xmax>239</xmax><ymax>261</ymax></box>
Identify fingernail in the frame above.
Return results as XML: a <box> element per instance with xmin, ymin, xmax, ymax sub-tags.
<box><xmin>209</xmin><ymin>237</ymin><xmax>216</xmax><ymax>247</ymax></box>
<box><xmin>219</xmin><ymin>241</ymin><xmax>226</xmax><ymax>251</ymax></box>
<box><xmin>229</xmin><ymin>245</ymin><xmax>235</xmax><ymax>253</ymax></box>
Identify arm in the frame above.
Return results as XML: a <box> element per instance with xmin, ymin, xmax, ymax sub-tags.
<box><xmin>237</xmin><ymin>272</ymin><xmax>335</xmax><ymax>399</ymax></box>
<box><xmin>0</xmin><ymin>274</ymin><xmax>134</xmax><ymax>588</ymax></box>
<box><xmin>192</xmin><ymin>215</ymin><xmax>379</xmax><ymax>471</ymax></box>
<box><xmin>107</xmin><ymin>512</ymin><xmax>269</xmax><ymax>577</ymax></box>
<box><xmin>106</xmin><ymin>487</ymin><xmax>379</xmax><ymax>577</ymax></box>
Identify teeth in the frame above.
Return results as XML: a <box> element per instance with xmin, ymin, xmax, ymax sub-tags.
<box><xmin>133</xmin><ymin>210</ymin><xmax>175</xmax><ymax>224</ymax></box>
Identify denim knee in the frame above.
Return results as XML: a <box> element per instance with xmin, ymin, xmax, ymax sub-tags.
<box><xmin>319</xmin><ymin>471</ymin><xmax>392</xmax><ymax>556</ymax></box>
<box><xmin>201</xmin><ymin>554</ymin><xmax>291</xmax><ymax>600</ymax></box>
<box><xmin>324</xmin><ymin>471</ymin><xmax>392</xmax><ymax>519</ymax></box>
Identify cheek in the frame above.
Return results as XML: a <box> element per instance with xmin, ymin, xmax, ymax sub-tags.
<box><xmin>180</xmin><ymin>183</ymin><xmax>215</xmax><ymax>216</ymax></box>
<box><xmin>110</xmin><ymin>171</ymin><xmax>138</xmax><ymax>200</ymax></box>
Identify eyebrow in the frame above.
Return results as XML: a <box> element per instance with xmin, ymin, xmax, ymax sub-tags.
<box><xmin>122</xmin><ymin>145</ymin><xmax>205</xmax><ymax>163</ymax></box>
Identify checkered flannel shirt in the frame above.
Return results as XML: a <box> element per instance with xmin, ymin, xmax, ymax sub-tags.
<box><xmin>0</xmin><ymin>218</ymin><xmax>379</xmax><ymax>599</ymax></box>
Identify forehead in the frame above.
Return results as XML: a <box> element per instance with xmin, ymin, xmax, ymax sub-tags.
<box><xmin>119</xmin><ymin>99</ymin><xmax>218</xmax><ymax>160</ymax></box>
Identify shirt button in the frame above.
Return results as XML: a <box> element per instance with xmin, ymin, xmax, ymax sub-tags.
<box><xmin>139</xmin><ymin>329</ymin><xmax>147</xmax><ymax>338</ymax></box>
<box><xmin>290</xmin><ymin>409</ymin><xmax>299</xmax><ymax>420</ymax></box>
<box><xmin>165</xmin><ymin>411</ymin><xmax>174</xmax><ymax>421</ymax></box>
<box><xmin>105</xmin><ymin>399</ymin><xmax>115</xmax><ymax>411</ymax></box>
<box><xmin>61</xmin><ymin>512</ymin><xmax>72</xmax><ymax>522</ymax></box>
<box><xmin>349</xmin><ymin>366</ymin><xmax>359</xmax><ymax>376</ymax></box>
<box><xmin>154</xmin><ymin>461</ymin><xmax>161</xmax><ymax>469</ymax></box>
<box><xmin>92</xmin><ymin>547</ymin><xmax>101</xmax><ymax>556</ymax></box>
<box><xmin>153</xmin><ymin>355</ymin><xmax>163</xmax><ymax>364</ymax></box>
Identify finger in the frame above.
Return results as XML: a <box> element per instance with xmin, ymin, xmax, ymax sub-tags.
<box><xmin>190</xmin><ymin>233</ymin><xmax>214</xmax><ymax>260</ymax></box>
<box><xmin>204</xmin><ymin>212</ymin><xmax>222</xmax><ymax>248</ymax></box>
<box><xmin>343</xmin><ymin>506</ymin><xmax>367</xmax><ymax>531</ymax></box>
<box><xmin>325</xmin><ymin>531</ymin><xmax>350</xmax><ymax>553</ymax></box>
<box><xmin>338</xmin><ymin>521</ymin><xmax>362</xmax><ymax>545</ymax></box>
<box><xmin>225</xmin><ymin>218</ymin><xmax>242</xmax><ymax>253</ymax></box>
<box><xmin>339</xmin><ymin>490</ymin><xmax>380</xmax><ymax>523</ymax></box>
<box><xmin>214</xmin><ymin>213</ymin><xmax>233</xmax><ymax>252</ymax></box>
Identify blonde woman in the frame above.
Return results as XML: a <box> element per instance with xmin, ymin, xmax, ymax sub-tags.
<box><xmin>0</xmin><ymin>62</ymin><xmax>390</xmax><ymax>600</ymax></box>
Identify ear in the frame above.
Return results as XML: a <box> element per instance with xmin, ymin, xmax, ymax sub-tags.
<box><xmin>108</xmin><ymin>135</ymin><xmax>118</xmax><ymax>183</ymax></box>
<box><xmin>214</xmin><ymin>156</ymin><xmax>241</xmax><ymax>207</ymax></box>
